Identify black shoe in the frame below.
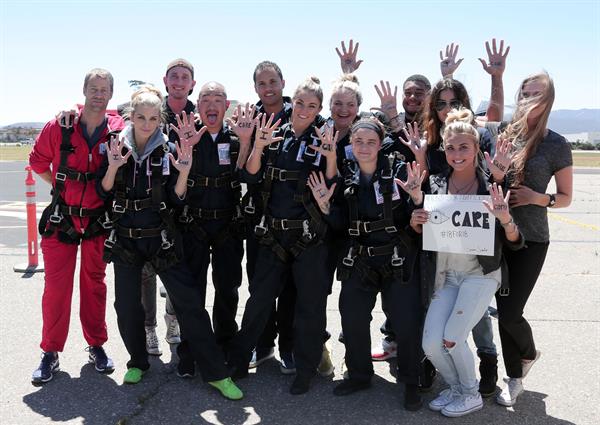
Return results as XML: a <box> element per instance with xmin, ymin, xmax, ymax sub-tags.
<box><xmin>404</xmin><ymin>383</ymin><xmax>423</xmax><ymax>411</ymax></box>
<box><xmin>230</xmin><ymin>363</ymin><xmax>249</xmax><ymax>380</ymax></box>
<box><xmin>32</xmin><ymin>352</ymin><xmax>59</xmax><ymax>385</ymax></box>
<box><xmin>333</xmin><ymin>378</ymin><xmax>371</xmax><ymax>396</ymax></box>
<box><xmin>177</xmin><ymin>356</ymin><xmax>196</xmax><ymax>379</ymax></box>
<box><xmin>289</xmin><ymin>375</ymin><xmax>311</xmax><ymax>395</ymax></box>
<box><xmin>478</xmin><ymin>352</ymin><xmax>498</xmax><ymax>397</ymax></box>
<box><xmin>86</xmin><ymin>346</ymin><xmax>114</xmax><ymax>374</ymax></box>
<box><xmin>419</xmin><ymin>358</ymin><xmax>436</xmax><ymax>392</ymax></box>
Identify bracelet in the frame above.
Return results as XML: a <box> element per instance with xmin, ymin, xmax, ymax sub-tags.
<box><xmin>500</xmin><ymin>217</ymin><xmax>514</xmax><ymax>227</ymax></box>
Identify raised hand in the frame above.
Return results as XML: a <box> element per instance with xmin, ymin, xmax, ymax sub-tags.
<box><xmin>396</xmin><ymin>161</ymin><xmax>426</xmax><ymax>203</ymax></box>
<box><xmin>313</xmin><ymin>125</ymin><xmax>339</xmax><ymax>163</ymax></box>
<box><xmin>168</xmin><ymin>139</ymin><xmax>193</xmax><ymax>174</ymax></box>
<box><xmin>478</xmin><ymin>38</ymin><xmax>510</xmax><ymax>77</ymax></box>
<box><xmin>106</xmin><ymin>135</ymin><xmax>132</xmax><ymax>169</ymax></box>
<box><xmin>399</xmin><ymin>122</ymin><xmax>428</xmax><ymax>160</ymax></box>
<box><xmin>307</xmin><ymin>171</ymin><xmax>336</xmax><ymax>214</ymax></box>
<box><xmin>372</xmin><ymin>80</ymin><xmax>398</xmax><ymax>119</ymax></box>
<box><xmin>336</xmin><ymin>39</ymin><xmax>363</xmax><ymax>74</ymax></box>
<box><xmin>254</xmin><ymin>113</ymin><xmax>283</xmax><ymax>150</ymax></box>
<box><xmin>227</xmin><ymin>102</ymin><xmax>258</xmax><ymax>143</ymax></box>
<box><xmin>169</xmin><ymin>111</ymin><xmax>205</xmax><ymax>146</ymax></box>
<box><xmin>484</xmin><ymin>136</ymin><xmax>513</xmax><ymax>180</ymax></box>
<box><xmin>483</xmin><ymin>182</ymin><xmax>511</xmax><ymax>223</ymax></box>
<box><xmin>440</xmin><ymin>42</ymin><xmax>463</xmax><ymax>77</ymax></box>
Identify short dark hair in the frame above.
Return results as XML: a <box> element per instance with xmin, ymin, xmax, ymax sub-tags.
<box><xmin>404</xmin><ymin>74</ymin><xmax>431</xmax><ymax>91</ymax></box>
<box><xmin>253</xmin><ymin>61</ymin><xmax>283</xmax><ymax>83</ymax></box>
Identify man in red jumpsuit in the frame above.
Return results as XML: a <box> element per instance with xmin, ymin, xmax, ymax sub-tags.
<box><xmin>29</xmin><ymin>68</ymin><xmax>125</xmax><ymax>385</ymax></box>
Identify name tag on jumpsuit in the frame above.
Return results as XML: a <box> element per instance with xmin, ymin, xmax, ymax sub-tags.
<box><xmin>217</xmin><ymin>143</ymin><xmax>231</xmax><ymax>165</ymax></box>
<box><xmin>373</xmin><ymin>181</ymin><xmax>400</xmax><ymax>205</ymax></box>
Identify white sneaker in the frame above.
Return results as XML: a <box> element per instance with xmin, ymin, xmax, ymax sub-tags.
<box><xmin>441</xmin><ymin>393</ymin><xmax>483</xmax><ymax>417</ymax></box>
<box><xmin>496</xmin><ymin>378</ymin><xmax>524</xmax><ymax>406</ymax></box>
<box><xmin>164</xmin><ymin>313</ymin><xmax>181</xmax><ymax>345</ymax></box>
<box><xmin>521</xmin><ymin>350</ymin><xmax>541</xmax><ymax>378</ymax></box>
<box><xmin>145</xmin><ymin>326</ymin><xmax>162</xmax><ymax>356</ymax></box>
<box><xmin>371</xmin><ymin>339</ymin><xmax>397</xmax><ymax>361</ymax></box>
<box><xmin>428</xmin><ymin>387</ymin><xmax>462</xmax><ymax>411</ymax></box>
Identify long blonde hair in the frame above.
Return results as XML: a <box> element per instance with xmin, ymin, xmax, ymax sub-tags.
<box><xmin>503</xmin><ymin>72</ymin><xmax>555</xmax><ymax>185</ymax></box>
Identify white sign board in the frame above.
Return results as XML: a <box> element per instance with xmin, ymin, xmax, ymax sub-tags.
<box><xmin>422</xmin><ymin>194</ymin><xmax>495</xmax><ymax>256</ymax></box>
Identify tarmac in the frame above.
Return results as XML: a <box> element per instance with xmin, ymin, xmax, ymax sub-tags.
<box><xmin>0</xmin><ymin>165</ymin><xmax>598</xmax><ymax>425</ymax></box>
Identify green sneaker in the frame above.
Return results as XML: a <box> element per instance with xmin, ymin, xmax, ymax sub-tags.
<box><xmin>208</xmin><ymin>377</ymin><xmax>243</xmax><ymax>400</ymax></box>
<box><xmin>123</xmin><ymin>367</ymin><xmax>145</xmax><ymax>384</ymax></box>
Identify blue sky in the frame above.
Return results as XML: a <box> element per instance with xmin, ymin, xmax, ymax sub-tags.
<box><xmin>1</xmin><ymin>0</ymin><xmax>599</xmax><ymax>125</ymax></box>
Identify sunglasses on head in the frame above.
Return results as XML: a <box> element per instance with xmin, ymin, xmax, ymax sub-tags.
<box><xmin>434</xmin><ymin>100</ymin><xmax>462</xmax><ymax>112</ymax></box>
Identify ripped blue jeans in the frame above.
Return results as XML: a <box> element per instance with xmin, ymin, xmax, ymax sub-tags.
<box><xmin>422</xmin><ymin>270</ymin><xmax>499</xmax><ymax>395</ymax></box>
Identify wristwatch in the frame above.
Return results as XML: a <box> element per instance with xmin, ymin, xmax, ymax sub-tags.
<box><xmin>546</xmin><ymin>193</ymin><xmax>556</xmax><ymax>207</ymax></box>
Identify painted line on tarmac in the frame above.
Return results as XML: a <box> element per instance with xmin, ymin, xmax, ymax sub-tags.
<box><xmin>548</xmin><ymin>212</ymin><xmax>600</xmax><ymax>231</ymax></box>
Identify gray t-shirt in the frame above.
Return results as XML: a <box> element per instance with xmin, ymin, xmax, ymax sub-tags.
<box><xmin>486</xmin><ymin>122</ymin><xmax>573</xmax><ymax>242</ymax></box>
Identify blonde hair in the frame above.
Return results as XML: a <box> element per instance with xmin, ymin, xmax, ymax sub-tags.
<box><xmin>502</xmin><ymin>71</ymin><xmax>555</xmax><ymax>185</ymax></box>
<box><xmin>127</xmin><ymin>85</ymin><xmax>165</xmax><ymax>123</ymax></box>
<box><xmin>443</xmin><ymin>108</ymin><xmax>482</xmax><ymax>167</ymax></box>
<box><xmin>330</xmin><ymin>73</ymin><xmax>362</xmax><ymax>106</ymax></box>
<box><xmin>293</xmin><ymin>76</ymin><xmax>323</xmax><ymax>106</ymax></box>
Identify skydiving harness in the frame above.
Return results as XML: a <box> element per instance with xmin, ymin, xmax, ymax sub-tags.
<box><xmin>39</xmin><ymin>127</ymin><xmax>115</xmax><ymax>244</ymax></box>
<box><xmin>337</xmin><ymin>154</ymin><xmax>414</xmax><ymax>287</ymax></box>
<box><xmin>177</xmin><ymin>132</ymin><xmax>245</xmax><ymax>244</ymax></box>
<box><xmin>102</xmin><ymin>143</ymin><xmax>179</xmax><ymax>271</ymax></box>
<box><xmin>253</xmin><ymin>129</ymin><xmax>328</xmax><ymax>263</ymax></box>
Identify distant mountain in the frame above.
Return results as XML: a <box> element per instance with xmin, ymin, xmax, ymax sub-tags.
<box><xmin>547</xmin><ymin>109</ymin><xmax>600</xmax><ymax>133</ymax></box>
<box><xmin>475</xmin><ymin>103</ymin><xmax>600</xmax><ymax>134</ymax></box>
<box><xmin>1</xmin><ymin>122</ymin><xmax>44</xmax><ymax>129</ymax></box>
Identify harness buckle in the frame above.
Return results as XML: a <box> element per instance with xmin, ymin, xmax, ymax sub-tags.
<box><xmin>244</xmin><ymin>196</ymin><xmax>256</xmax><ymax>214</ymax></box>
<box><xmin>150</xmin><ymin>157</ymin><xmax>163</xmax><ymax>167</ymax></box>
<box><xmin>498</xmin><ymin>287</ymin><xmax>510</xmax><ymax>297</ymax></box>
<box><xmin>159</xmin><ymin>202</ymin><xmax>167</xmax><ymax>211</ymax></box>
<box><xmin>254</xmin><ymin>215</ymin><xmax>268</xmax><ymax>236</ymax></box>
<box><xmin>279</xmin><ymin>219</ymin><xmax>289</xmax><ymax>230</ymax></box>
<box><xmin>161</xmin><ymin>229</ymin><xmax>173</xmax><ymax>250</ymax></box>
<box><xmin>384</xmin><ymin>226</ymin><xmax>398</xmax><ymax>233</ymax></box>
<box><xmin>133</xmin><ymin>200</ymin><xmax>143</xmax><ymax>211</ymax></box>
<box><xmin>277</xmin><ymin>169</ymin><xmax>287</xmax><ymax>181</ymax></box>
<box><xmin>342</xmin><ymin>247</ymin><xmax>354</xmax><ymax>267</ymax></box>
<box><xmin>381</xmin><ymin>169</ymin><xmax>392</xmax><ymax>180</ymax></box>
<box><xmin>179</xmin><ymin>205</ymin><xmax>193</xmax><ymax>224</ymax></box>
<box><xmin>304</xmin><ymin>146</ymin><xmax>317</xmax><ymax>158</ymax></box>
<box><xmin>104</xmin><ymin>230</ymin><xmax>116</xmax><ymax>248</ymax></box>
<box><xmin>231</xmin><ymin>180</ymin><xmax>241</xmax><ymax>189</ymax></box>
<box><xmin>101</xmin><ymin>212</ymin><xmax>113</xmax><ymax>230</ymax></box>
<box><xmin>113</xmin><ymin>203</ymin><xmax>125</xmax><ymax>214</ymax></box>
<box><xmin>187</xmin><ymin>178</ymin><xmax>195</xmax><ymax>188</ymax></box>
<box><xmin>391</xmin><ymin>246</ymin><xmax>405</xmax><ymax>267</ymax></box>
<box><xmin>367</xmin><ymin>246</ymin><xmax>376</xmax><ymax>257</ymax></box>
<box><xmin>302</xmin><ymin>220</ymin><xmax>313</xmax><ymax>240</ymax></box>
<box><xmin>49</xmin><ymin>205</ymin><xmax>63</xmax><ymax>224</ymax></box>
<box><xmin>268</xmin><ymin>142</ymin><xmax>279</xmax><ymax>151</ymax></box>
<box><xmin>55</xmin><ymin>172</ymin><xmax>67</xmax><ymax>182</ymax></box>
<box><xmin>348</xmin><ymin>221</ymin><xmax>360</xmax><ymax>236</ymax></box>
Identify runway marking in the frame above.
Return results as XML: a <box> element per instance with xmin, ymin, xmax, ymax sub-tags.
<box><xmin>548</xmin><ymin>212</ymin><xmax>600</xmax><ymax>231</ymax></box>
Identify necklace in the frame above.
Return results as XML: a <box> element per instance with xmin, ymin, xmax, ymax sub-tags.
<box><xmin>450</xmin><ymin>176</ymin><xmax>478</xmax><ymax>194</ymax></box>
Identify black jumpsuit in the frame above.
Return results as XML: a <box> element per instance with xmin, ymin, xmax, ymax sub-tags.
<box><xmin>332</xmin><ymin>155</ymin><xmax>423</xmax><ymax>385</ymax></box>
<box><xmin>98</xmin><ymin>128</ymin><xmax>229</xmax><ymax>382</ymax></box>
<box><xmin>229</xmin><ymin>122</ymin><xmax>333</xmax><ymax>378</ymax></box>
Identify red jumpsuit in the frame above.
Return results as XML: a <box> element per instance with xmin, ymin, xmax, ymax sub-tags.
<box><xmin>29</xmin><ymin>111</ymin><xmax>125</xmax><ymax>352</ymax></box>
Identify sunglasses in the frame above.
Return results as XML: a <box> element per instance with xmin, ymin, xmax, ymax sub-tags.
<box><xmin>434</xmin><ymin>100</ymin><xmax>462</xmax><ymax>112</ymax></box>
